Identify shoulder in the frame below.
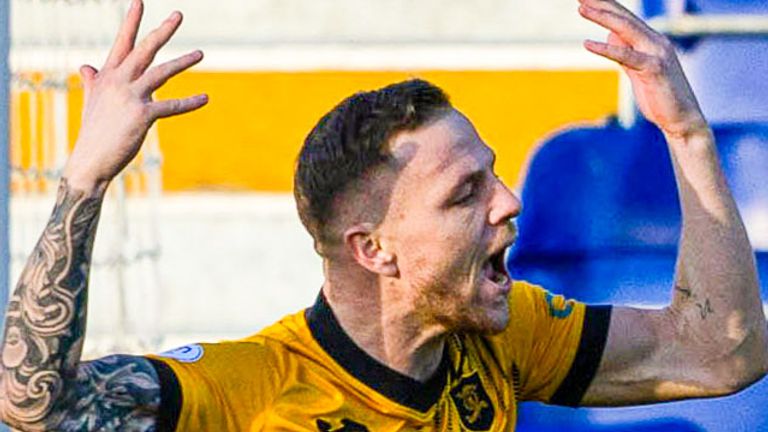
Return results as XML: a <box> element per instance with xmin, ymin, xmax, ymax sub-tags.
<box><xmin>509</xmin><ymin>281</ymin><xmax>577</xmax><ymax>316</ymax></box>
<box><xmin>483</xmin><ymin>281</ymin><xmax>612</xmax><ymax>405</ymax></box>
<box><xmin>142</xmin><ymin>313</ymin><xmax>311</xmax><ymax>431</ymax></box>
<box><xmin>149</xmin><ymin>308</ymin><xmax>312</xmax><ymax>383</ymax></box>
<box><xmin>479</xmin><ymin>281</ymin><xmax>587</xmax><ymax>381</ymax></box>
<box><xmin>150</xmin><ymin>336</ymin><xmax>288</xmax><ymax>384</ymax></box>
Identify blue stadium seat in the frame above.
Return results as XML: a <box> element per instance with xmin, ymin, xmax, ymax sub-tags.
<box><xmin>508</xmin><ymin>117</ymin><xmax>768</xmax><ymax>431</ymax></box>
<box><xmin>642</xmin><ymin>0</ymin><xmax>768</xmax><ymax>123</ymax></box>
<box><xmin>643</xmin><ymin>0</ymin><xmax>768</xmax><ymax>18</ymax></box>
<box><xmin>510</xmin><ymin>118</ymin><xmax>679</xmax><ymax>304</ymax></box>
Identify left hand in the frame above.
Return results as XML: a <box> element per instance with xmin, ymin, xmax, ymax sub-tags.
<box><xmin>63</xmin><ymin>0</ymin><xmax>207</xmax><ymax>191</ymax></box>
<box><xmin>578</xmin><ymin>0</ymin><xmax>708</xmax><ymax>138</ymax></box>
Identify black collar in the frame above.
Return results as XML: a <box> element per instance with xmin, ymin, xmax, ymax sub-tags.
<box><xmin>305</xmin><ymin>292</ymin><xmax>449</xmax><ymax>413</ymax></box>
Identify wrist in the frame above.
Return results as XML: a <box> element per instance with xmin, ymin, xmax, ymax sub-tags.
<box><xmin>661</xmin><ymin>116</ymin><xmax>712</xmax><ymax>144</ymax></box>
<box><xmin>60</xmin><ymin>169</ymin><xmax>111</xmax><ymax>198</ymax></box>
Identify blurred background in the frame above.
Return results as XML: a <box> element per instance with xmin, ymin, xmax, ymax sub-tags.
<box><xmin>2</xmin><ymin>0</ymin><xmax>768</xmax><ymax>431</ymax></box>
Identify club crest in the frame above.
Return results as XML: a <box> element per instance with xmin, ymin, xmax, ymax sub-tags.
<box><xmin>449</xmin><ymin>371</ymin><xmax>495</xmax><ymax>430</ymax></box>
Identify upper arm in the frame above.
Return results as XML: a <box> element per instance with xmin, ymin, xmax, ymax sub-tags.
<box><xmin>580</xmin><ymin>305</ymin><xmax>752</xmax><ymax>406</ymax></box>
<box><xmin>49</xmin><ymin>355</ymin><xmax>162</xmax><ymax>431</ymax></box>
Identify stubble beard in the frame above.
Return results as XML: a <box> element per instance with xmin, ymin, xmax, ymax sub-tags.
<box><xmin>410</xmin><ymin>264</ymin><xmax>509</xmax><ymax>335</ymax></box>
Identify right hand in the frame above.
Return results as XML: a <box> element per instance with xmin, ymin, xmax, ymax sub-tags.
<box><xmin>577</xmin><ymin>0</ymin><xmax>707</xmax><ymax>140</ymax></box>
<box><xmin>63</xmin><ymin>0</ymin><xmax>208</xmax><ymax>190</ymax></box>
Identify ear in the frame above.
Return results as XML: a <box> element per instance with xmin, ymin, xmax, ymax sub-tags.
<box><xmin>344</xmin><ymin>223</ymin><xmax>398</xmax><ymax>277</ymax></box>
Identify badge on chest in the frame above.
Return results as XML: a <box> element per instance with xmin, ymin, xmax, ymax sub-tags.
<box><xmin>449</xmin><ymin>371</ymin><xmax>495</xmax><ymax>430</ymax></box>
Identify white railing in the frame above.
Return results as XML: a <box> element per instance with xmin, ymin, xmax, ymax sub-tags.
<box><xmin>620</xmin><ymin>13</ymin><xmax>768</xmax><ymax>127</ymax></box>
<box><xmin>649</xmin><ymin>14</ymin><xmax>768</xmax><ymax>37</ymax></box>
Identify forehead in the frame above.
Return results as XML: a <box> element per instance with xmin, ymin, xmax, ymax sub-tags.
<box><xmin>390</xmin><ymin>110</ymin><xmax>492</xmax><ymax>179</ymax></box>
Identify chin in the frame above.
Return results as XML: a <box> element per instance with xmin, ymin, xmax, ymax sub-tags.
<box><xmin>462</xmin><ymin>302</ymin><xmax>510</xmax><ymax>335</ymax></box>
<box><xmin>481</xmin><ymin>310</ymin><xmax>511</xmax><ymax>334</ymax></box>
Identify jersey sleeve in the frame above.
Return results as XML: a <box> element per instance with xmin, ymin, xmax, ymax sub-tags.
<box><xmin>145</xmin><ymin>338</ymin><xmax>284</xmax><ymax>431</ymax></box>
<box><xmin>493</xmin><ymin>281</ymin><xmax>611</xmax><ymax>406</ymax></box>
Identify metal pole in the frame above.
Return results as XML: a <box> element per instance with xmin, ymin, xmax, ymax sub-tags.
<box><xmin>1</xmin><ymin>0</ymin><xmax>11</xmax><ymax>309</ymax></box>
<box><xmin>0</xmin><ymin>0</ymin><xmax>11</xmax><ymax>427</ymax></box>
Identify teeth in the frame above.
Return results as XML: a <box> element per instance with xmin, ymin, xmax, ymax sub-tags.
<box><xmin>483</xmin><ymin>259</ymin><xmax>510</xmax><ymax>286</ymax></box>
<box><xmin>491</xmin><ymin>272</ymin><xmax>509</xmax><ymax>285</ymax></box>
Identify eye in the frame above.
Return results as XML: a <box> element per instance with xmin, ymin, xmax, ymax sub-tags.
<box><xmin>452</xmin><ymin>183</ymin><xmax>476</xmax><ymax>206</ymax></box>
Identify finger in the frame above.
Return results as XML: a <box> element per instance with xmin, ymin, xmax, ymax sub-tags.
<box><xmin>104</xmin><ymin>0</ymin><xmax>144</xmax><ymax>69</ymax></box>
<box><xmin>148</xmin><ymin>94</ymin><xmax>208</xmax><ymax>119</ymax></box>
<box><xmin>584</xmin><ymin>0</ymin><xmax>665</xmax><ymax>41</ymax></box>
<box><xmin>607</xmin><ymin>32</ymin><xmax>629</xmax><ymax>47</ymax></box>
<box><xmin>79</xmin><ymin>65</ymin><xmax>98</xmax><ymax>85</ymax></box>
<box><xmin>584</xmin><ymin>39</ymin><xmax>648</xmax><ymax>70</ymax></box>
<box><xmin>136</xmin><ymin>50</ymin><xmax>203</xmax><ymax>92</ymax></box>
<box><xmin>579</xmin><ymin>3</ymin><xmax>656</xmax><ymax>48</ymax></box>
<box><xmin>580</xmin><ymin>0</ymin><xmax>644</xmax><ymax>20</ymax></box>
<box><xmin>123</xmin><ymin>11</ymin><xmax>183</xmax><ymax>79</ymax></box>
<box><xmin>580</xmin><ymin>0</ymin><xmax>635</xmax><ymax>15</ymax></box>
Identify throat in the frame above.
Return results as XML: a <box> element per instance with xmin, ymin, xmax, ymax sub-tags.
<box><xmin>308</xmin><ymin>289</ymin><xmax>450</xmax><ymax>412</ymax></box>
<box><xmin>397</xmin><ymin>337</ymin><xmax>447</xmax><ymax>382</ymax></box>
<box><xmin>354</xmin><ymin>316</ymin><xmax>447</xmax><ymax>382</ymax></box>
<box><xmin>323</xmin><ymin>289</ymin><xmax>447</xmax><ymax>382</ymax></box>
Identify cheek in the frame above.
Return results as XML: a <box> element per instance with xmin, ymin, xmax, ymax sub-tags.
<box><xmin>389</xmin><ymin>201</ymin><xmax>488</xmax><ymax>285</ymax></box>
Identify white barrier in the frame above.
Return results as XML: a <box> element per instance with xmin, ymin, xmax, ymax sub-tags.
<box><xmin>650</xmin><ymin>14</ymin><xmax>768</xmax><ymax>37</ymax></box>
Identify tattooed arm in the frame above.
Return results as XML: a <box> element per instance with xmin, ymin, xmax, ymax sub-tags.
<box><xmin>572</xmin><ymin>0</ymin><xmax>767</xmax><ymax>405</ymax></box>
<box><xmin>0</xmin><ymin>181</ymin><xmax>161</xmax><ymax>431</ymax></box>
<box><xmin>0</xmin><ymin>0</ymin><xmax>206</xmax><ymax>429</ymax></box>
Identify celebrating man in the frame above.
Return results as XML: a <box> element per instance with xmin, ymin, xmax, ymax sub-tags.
<box><xmin>1</xmin><ymin>0</ymin><xmax>766</xmax><ymax>430</ymax></box>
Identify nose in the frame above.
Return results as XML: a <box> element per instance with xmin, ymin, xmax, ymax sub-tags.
<box><xmin>488</xmin><ymin>178</ymin><xmax>522</xmax><ymax>226</ymax></box>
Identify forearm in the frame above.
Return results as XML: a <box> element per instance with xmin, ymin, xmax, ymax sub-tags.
<box><xmin>667</xmin><ymin>126</ymin><xmax>767</xmax><ymax>385</ymax></box>
<box><xmin>0</xmin><ymin>178</ymin><xmax>106</xmax><ymax>429</ymax></box>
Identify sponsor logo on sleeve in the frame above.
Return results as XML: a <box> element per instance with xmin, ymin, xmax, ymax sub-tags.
<box><xmin>545</xmin><ymin>292</ymin><xmax>574</xmax><ymax>319</ymax></box>
<box><xmin>157</xmin><ymin>344</ymin><xmax>204</xmax><ymax>363</ymax></box>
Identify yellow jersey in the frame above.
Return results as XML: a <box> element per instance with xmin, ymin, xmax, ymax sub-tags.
<box><xmin>147</xmin><ymin>281</ymin><xmax>611</xmax><ymax>431</ymax></box>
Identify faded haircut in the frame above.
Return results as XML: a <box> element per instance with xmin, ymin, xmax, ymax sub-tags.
<box><xmin>294</xmin><ymin>79</ymin><xmax>451</xmax><ymax>253</ymax></box>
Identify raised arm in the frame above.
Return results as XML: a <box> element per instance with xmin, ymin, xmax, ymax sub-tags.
<box><xmin>0</xmin><ymin>1</ymin><xmax>207</xmax><ymax>429</ymax></box>
<box><xmin>574</xmin><ymin>0</ymin><xmax>768</xmax><ymax>405</ymax></box>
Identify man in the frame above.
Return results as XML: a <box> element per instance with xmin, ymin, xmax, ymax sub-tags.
<box><xmin>1</xmin><ymin>0</ymin><xmax>766</xmax><ymax>430</ymax></box>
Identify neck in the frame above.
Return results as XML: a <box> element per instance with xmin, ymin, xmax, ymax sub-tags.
<box><xmin>322</xmin><ymin>273</ymin><xmax>447</xmax><ymax>382</ymax></box>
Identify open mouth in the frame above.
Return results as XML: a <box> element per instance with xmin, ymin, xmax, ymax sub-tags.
<box><xmin>483</xmin><ymin>247</ymin><xmax>511</xmax><ymax>286</ymax></box>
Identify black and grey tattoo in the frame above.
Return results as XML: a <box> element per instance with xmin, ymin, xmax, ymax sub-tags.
<box><xmin>674</xmin><ymin>285</ymin><xmax>714</xmax><ymax>321</ymax></box>
<box><xmin>674</xmin><ymin>285</ymin><xmax>693</xmax><ymax>299</ymax></box>
<box><xmin>55</xmin><ymin>355</ymin><xmax>161</xmax><ymax>431</ymax></box>
<box><xmin>0</xmin><ymin>180</ymin><xmax>161</xmax><ymax>431</ymax></box>
<box><xmin>696</xmin><ymin>299</ymin><xmax>714</xmax><ymax>320</ymax></box>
